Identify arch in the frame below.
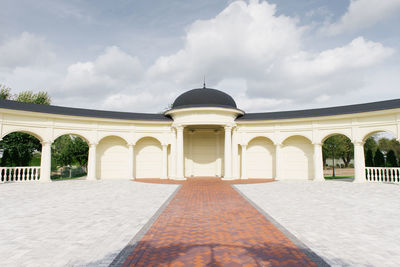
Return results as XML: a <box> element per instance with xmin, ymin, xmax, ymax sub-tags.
<box><xmin>0</xmin><ymin>130</ymin><xmax>42</xmax><ymax>168</ymax></box>
<box><xmin>246</xmin><ymin>137</ymin><xmax>275</xmax><ymax>178</ymax></box>
<box><xmin>97</xmin><ymin>134</ymin><xmax>129</xmax><ymax>145</ymax></box>
<box><xmin>135</xmin><ymin>135</ymin><xmax>162</xmax><ymax>146</ymax></box>
<box><xmin>1</xmin><ymin>129</ymin><xmax>44</xmax><ymax>142</ymax></box>
<box><xmin>281</xmin><ymin>134</ymin><xmax>312</xmax><ymax>145</ymax></box>
<box><xmin>135</xmin><ymin>137</ymin><xmax>163</xmax><ymax>178</ymax></box>
<box><xmin>281</xmin><ymin>135</ymin><xmax>313</xmax><ymax>180</ymax></box>
<box><xmin>247</xmin><ymin>135</ymin><xmax>274</xmax><ymax>145</ymax></box>
<box><xmin>321</xmin><ymin>132</ymin><xmax>352</xmax><ymax>143</ymax></box>
<box><xmin>96</xmin><ymin>135</ymin><xmax>129</xmax><ymax>179</ymax></box>
<box><xmin>52</xmin><ymin>132</ymin><xmax>91</xmax><ymax>144</ymax></box>
<box><xmin>51</xmin><ymin>134</ymin><xmax>89</xmax><ymax>180</ymax></box>
<box><xmin>362</xmin><ymin>130</ymin><xmax>397</xmax><ymax>143</ymax></box>
<box><xmin>134</xmin><ymin>135</ymin><xmax>164</xmax><ymax>146</ymax></box>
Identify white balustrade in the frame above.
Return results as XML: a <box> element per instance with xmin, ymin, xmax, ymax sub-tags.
<box><xmin>0</xmin><ymin>167</ymin><xmax>41</xmax><ymax>183</ymax></box>
<box><xmin>365</xmin><ymin>167</ymin><xmax>400</xmax><ymax>184</ymax></box>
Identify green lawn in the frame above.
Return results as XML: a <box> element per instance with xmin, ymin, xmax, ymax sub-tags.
<box><xmin>324</xmin><ymin>175</ymin><xmax>354</xmax><ymax>180</ymax></box>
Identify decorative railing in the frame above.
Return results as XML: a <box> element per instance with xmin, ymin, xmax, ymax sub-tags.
<box><xmin>365</xmin><ymin>167</ymin><xmax>400</xmax><ymax>183</ymax></box>
<box><xmin>0</xmin><ymin>167</ymin><xmax>41</xmax><ymax>183</ymax></box>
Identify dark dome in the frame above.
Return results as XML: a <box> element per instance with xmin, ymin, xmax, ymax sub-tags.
<box><xmin>172</xmin><ymin>88</ymin><xmax>237</xmax><ymax>109</ymax></box>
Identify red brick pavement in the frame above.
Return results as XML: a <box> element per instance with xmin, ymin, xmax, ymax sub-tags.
<box><xmin>123</xmin><ymin>178</ymin><xmax>318</xmax><ymax>266</ymax></box>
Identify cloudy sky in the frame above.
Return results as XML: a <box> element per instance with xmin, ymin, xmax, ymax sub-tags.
<box><xmin>1</xmin><ymin>0</ymin><xmax>399</xmax><ymax>113</ymax></box>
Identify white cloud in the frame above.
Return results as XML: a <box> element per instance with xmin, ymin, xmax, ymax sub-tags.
<box><xmin>324</xmin><ymin>0</ymin><xmax>400</xmax><ymax>35</ymax></box>
<box><xmin>0</xmin><ymin>32</ymin><xmax>55</xmax><ymax>70</ymax></box>
<box><xmin>145</xmin><ymin>1</ymin><xmax>394</xmax><ymax>110</ymax></box>
<box><xmin>62</xmin><ymin>46</ymin><xmax>143</xmax><ymax>96</ymax></box>
<box><xmin>0</xmin><ymin>1</ymin><xmax>398</xmax><ymax>113</ymax></box>
<box><xmin>148</xmin><ymin>0</ymin><xmax>303</xmax><ymax>84</ymax></box>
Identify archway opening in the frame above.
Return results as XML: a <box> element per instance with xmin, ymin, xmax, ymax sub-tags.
<box><xmin>364</xmin><ymin>131</ymin><xmax>399</xmax><ymax>182</ymax></box>
<box><xmin>51</xmin><ymin>135</ymin><xmax>89</xmax><ymax>180</ymax></box>
<box><xmin>184</xmin><ymin>126</ymin><xmax>224</xmax><ymax>177</ymax></box>
<box><xmin>0</xmin><ymin>131</ymin><xmax>42</xmax><ymax>182</ymax></box>
<box><xmin>322</xmin><ymin>134</ymin><xmax>354</xmax><ymax>180</ymax></box>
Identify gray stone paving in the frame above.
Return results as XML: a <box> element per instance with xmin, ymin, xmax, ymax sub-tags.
<box><xmin>235</xmin><ymin>180</ymin><xmax>400</xmax><ymax>267</ymax></box>
<box><xmin>0</xmin><ymin>180</ymin><xmax>178</xmax><ymax>267</ymax></box>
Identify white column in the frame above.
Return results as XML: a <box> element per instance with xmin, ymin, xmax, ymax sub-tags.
<box><xmin>176</xmin><ymin>126</ymin><xmax>185</xmax><ymax>179</ymax></box>
<box><xmin>215</xmin><ymin>131</ymin><xmax>221</xmax><ymax>176</ymax></box>
<box><xmin>127</xmin><ymin>144</ymin><xmax>135</xmax><ymax>180</ymax></box>
<box><xmin>87</xmin><ymin>143</ymin><xmax>97</xmax><ymax>180</ymax></box>
<box><xmin>275</xmin><ymin>143</ymin><xmax>282</xmax><ymax>180</ymax></box>
<box><xmin>232</xmin><ymin>129</ymin><xmax>239</xmax><ymax>179</ymax></box>
<box><xmin>354</xmin><ymin>141</ymin><xmax>366</xmax><ymax>183</ymax></box>
<box><xmin>313</xmin><ymin>143</ymin><xmax>324</xmax><ymax>181</ymax></box>
<box><xmin>241</xmin><ymin>144</ymin><xmax>247</xmax><ymax>179</ymax></box>
<box><xmin>224</xmin><ymin>126</ymin><xmax>232</xmax><ymax>179</ymax></box>
<box><xmin>162</xmin><ymin>144</ymin><xmax>168</xmax><ymax>179</ymax></box>
<box><xmin>170</xmin><ymin>130</ymin><xmax>176</xmax><ymax>178</ymax></box>
<box><xmin>39</xmin><ymin>141</ymin><xmax>52</xmax><ymax>182</ymax></box>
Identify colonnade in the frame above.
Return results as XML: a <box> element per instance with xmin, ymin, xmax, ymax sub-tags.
<box><xmin>39</xmin><ymin>139</ymin><xmax>170</xmax><ymax>182</ymax></box>
<box><xmin>36</xmin><ymin>129</ymin><xmax>370</xmax><ymax>182</ymax></box>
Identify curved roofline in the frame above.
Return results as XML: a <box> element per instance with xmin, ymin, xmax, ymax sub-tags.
<box><xmin>172</xmin><ymin>87</ymin><xmax>237</xmax><ymax>109</ymax></box>
<box><xmin>0</xmin><ymin>99</ymin><xmax>172</xmax><ymax>121</ymax></box>
<box><xmin>236</xmin><ymin>98</ymin><xmax>400</xmax><ymax>121</ymax></box>
<box><xmin>1</xmin><ymin>98</ymin><xmax>399</xmax><ymax>122</ymax></box>
<box><xmin>166</xmin><ymin>103</ymin><xmax>244</xmax><ymax>113</ymax></box>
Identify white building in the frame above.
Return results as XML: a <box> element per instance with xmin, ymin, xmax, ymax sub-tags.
<box><xmin>1</xmin><ymin>87</ymin><xmax>399</xmax><ymax>183</ymax></box>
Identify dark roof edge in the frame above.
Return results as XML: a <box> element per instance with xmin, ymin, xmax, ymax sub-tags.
<box><xmin>0</xmin><ymin>99</ymin><xmax>172</xmax><ymax>121</ymax></box>
<box><xmin>166</xmin><ymin>103</ymin><xmax>244</xmax><ymax>113</ymax></box>
<box><xmin>236</xmin><ymin>98</ymin><xmax>400</xmax><ymax>121</ymax></box>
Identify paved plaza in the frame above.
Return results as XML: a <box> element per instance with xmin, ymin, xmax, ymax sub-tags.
<box><xmin>0</xmin><ymin>180</ymin><xmax>179</xmax><ymax>267</ymax></box>
<box><xmin>0</xmin><ymin>179</ymin><xmax>399</xmax><ymax>266</ymax></box>
<box><xmin>236</xmin><ymin>180</ymin><xmax>400</xmax><ymax>267</ymax></box>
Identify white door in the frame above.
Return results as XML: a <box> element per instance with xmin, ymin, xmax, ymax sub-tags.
<box><xmin>246</xmin><ymin>137</ymin><xmax>274</xmax><ymax>178</ymax></box>
<box><xmin>135</xmin><ymin>137</ymin><xmax>162</xmax><ymax>178</ymax></box>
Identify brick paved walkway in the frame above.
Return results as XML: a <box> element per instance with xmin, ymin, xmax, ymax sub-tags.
<box><xmin>120</xmin><ymin>178</ymin><xmax>322</xmax><ymax>266</ymax></box>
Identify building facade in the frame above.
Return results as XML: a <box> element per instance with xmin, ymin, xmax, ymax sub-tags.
<box><xmin>1</xmin><ymin>88</ymin><xmax>400</xmax><ymax>182</ymax></box>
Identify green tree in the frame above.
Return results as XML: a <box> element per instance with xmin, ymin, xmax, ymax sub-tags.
<box><xmin>51</xmin><ymin>135</ymin><xmax>88</xmax><ymax>173</ymax></box>
<box><xmin>52</xmin><ymin>135</ymin><xmax>74</xmax><ymax>168</ymax></box>
<box><xmin>364</xmin><ymin>137</ymin><xmax>378</xmax><ymax>154</ymax></box>
<box><xmin>378</xmin><ymin>138</ymin><xmax>391</xmax><ymax>154</ymax></box>
<box><xmin>323</xmin><ymin>135</ymin><xmax>354</xmax><ymax>167</ymax></box>
<box><xmin>0</xmin><ymin>132</ymin><xmax>41</xmax><ymax>166</ymax></box>
<box><xmin>374</xmin><ymin>149</ymin><xmax>385</xmax><ymax>167</ymax></box>
<box><xmin>386</xmin><ymin>150</ymin><xmax>398</xmax><ymax>167</ymax></box>
<box><xmin>15</xmin><ymin>91</ymin><xmax>51</xmax><ymax>105</ymax></box>
<box><xmin>71</xmin><ymin>137</ymin><xmax>89</xmax><ymax>171</ymax></box>
<box><xmin>0</xmin><ymin>84</ymin><xmax>12</xmax><ymax>99</ymax></box>
<box><xmin>365</xmin><ymin>149</ymin><xmax>374</xmax><ymax>167</ymax></box>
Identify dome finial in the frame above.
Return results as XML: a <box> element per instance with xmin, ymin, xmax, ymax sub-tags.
<box><xmin>203</xmin><ymin>75</ymin><xmax>206</xmax><ymax>89</ymax></box>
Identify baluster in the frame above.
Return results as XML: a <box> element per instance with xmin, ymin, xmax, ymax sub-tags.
<box><xmin>0</xmin><ymin>168</ymin><xmax>3</xmax><ymax>183</ymax></box>
<box><xmin>390</xmin><ymin>169</ymin><xmax>394</xmax><ymax>183</ymax></box>
<box><xmin>35</xmin><ymin>167</ymin><xmax>40</xmax><ymax>180</ymax></box>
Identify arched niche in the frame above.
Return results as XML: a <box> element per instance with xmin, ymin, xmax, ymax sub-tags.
<box><xmin>245</xmin><ymin>136</ymin><xmax>275</xmax><ymax>178</ymax></box>
<box><xmin>96</xmin><ymin>136</ymin><xmax>129</xmax><ymax>179</ymax></box>
<box><xmin>281</xmin><ymin>135</ymin><xmax>313</xmax><ymax>180</ymax></box>
<box><xmin>135</xmin><ymin>137</ymin><xmax>163</xmax><ymax>178</ymax></box>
